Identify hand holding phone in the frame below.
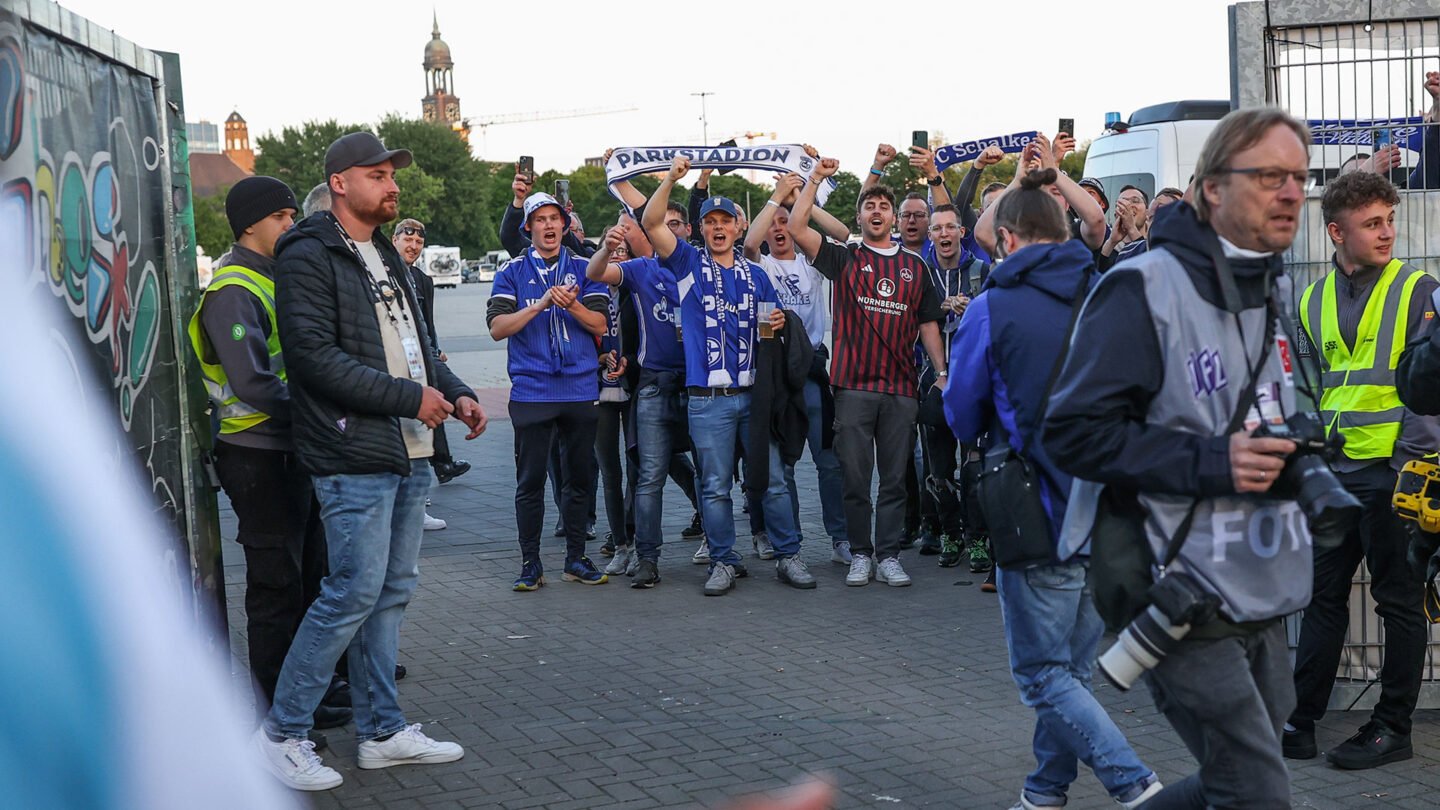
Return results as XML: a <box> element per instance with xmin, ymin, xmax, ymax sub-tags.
<box><xmin>1058</xmin><ymin>118</ymin><xmax>1075</xmax><ymax>138</ymax></box>
<box><xmin>912</xmin><ymin>130</ymin><xmax>929</xmax><ymax>150</ymax></box>
<box><xmin>518</xmin><ymin>155</ymin><xmax>535</xmax><ymax>184</ymax></box>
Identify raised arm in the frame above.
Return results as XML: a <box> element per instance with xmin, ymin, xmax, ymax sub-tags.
<box><xmin>861</xmin><ymin>143</ymin><xmax>896</xmax><ymax>192</ymax></box>
<box><xmin>954</xmin><ymin>145</ymin><xmax>1003</xmax><ymax>231</ymax></box>
<box><xmin>642</xmin><ymin>156</ymin><xmax>689</xmax><ymax>260</ymax></box>
<box><xmin>585</xmin><ymin>225</ymin><xmax>627</xmax><ymax>286</ymax></box>
<box><xmin>975</xmin><ymin>149</ymin><xmax>1032</xmax><ymax>257</ymax></box>
<box><xmin>787</xmin><ymin>158</ymin><xmax>839</xmax><ymax>260</ymax></box>
<box><xmin>1039</xmin><ymin>132</ymin><xmax>1105</xmax><ymax>248</ymax></box>
<box><xmin>745</xmin><ymin>174</ymin><xmax>804</xmax><ymax>260</ymax></box>
<box><xmin>910</xmin><ymin>146</ymin><xmax>951</xmax><ymax>207</ymax></box>
<box><xmin>602</xmin><ymin>149</ymin><xmax>648</xmax><ymax>211</ymax></box>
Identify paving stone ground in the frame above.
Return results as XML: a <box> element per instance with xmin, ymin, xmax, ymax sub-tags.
<box><xmin>219</xmin><ymin>284</ymin><xmax>1440</xmax><ymax>808</ymax></box>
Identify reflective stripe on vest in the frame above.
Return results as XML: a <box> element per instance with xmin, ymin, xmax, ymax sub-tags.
<box><xmin>186</xmin><ymin>265</ymin><xmax>286</xmax><ymax>434</ymax></box>
<box><xmin>1299</xmin><ymin>258</ymin><xmax>1421</xmax><ymax>460</ymax></box>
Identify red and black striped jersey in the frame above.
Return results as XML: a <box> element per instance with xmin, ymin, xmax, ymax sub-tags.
<box><xmin>813</xmin><ymin>238</ymin><xmax>943</xmax><ymax>398</ymax></box>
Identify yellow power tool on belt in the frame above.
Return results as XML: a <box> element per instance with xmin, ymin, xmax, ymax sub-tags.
<box><xmin>1392</xmin><ymin>459</ymin><xmax>1440</xmax><ymax>622</ymax></box>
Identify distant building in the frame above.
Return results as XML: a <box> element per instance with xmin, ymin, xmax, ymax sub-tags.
<box><xmin>584</xmin><ymin>156</ymin><xmax>606</xmax><ymax>169</ymax></box>
<box><xmin>421</xmin><ymin>14</ymin><xmax>469</xmax><ymax>142</ymax></box>
<box><xmin>223</xmin><ymin>110</ymin><xmax>255</xmax><ymax>174</ymax></box>
<box><xmin>186</xmin><ymin>120</ymin><xmax>220</xmax><ymax>153</ymax></box>
<box><xmin>189</xmin><ymin>153</ymin><xmax>250</xmax><ymax>198</ymax></box>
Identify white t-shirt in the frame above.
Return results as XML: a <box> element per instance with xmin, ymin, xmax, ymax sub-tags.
<box><xmin>760</xmin><ymin>253</ymin><xmax>829</xmax><ymax>349</ymax></box>
<box><xmin>356</xmin><ymin>241</ymin><xmax>434</xmax><ymax>459</ymax></box>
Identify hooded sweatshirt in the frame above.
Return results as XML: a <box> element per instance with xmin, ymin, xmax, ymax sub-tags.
<box><xmin>944</xmin><ymin>239</ymin><xmax>1094</xmax><ymax>545</ymax></box>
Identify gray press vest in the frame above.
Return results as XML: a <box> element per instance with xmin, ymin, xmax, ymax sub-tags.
<box><xmin>1061</xmin><ymin>248</ymin><xmax>1313</xmax><ymax>622</ymax></box>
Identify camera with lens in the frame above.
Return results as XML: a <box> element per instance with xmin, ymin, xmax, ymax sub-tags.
<box><xmin>1253</xmin><ymin>412</ymin><xmax>1361</xmax><ymax>548</ymax></box>
<box><xmin>1098</xmin><ymin>572</ymin><xmax>1221</xmax><ymax>691</ymax></box>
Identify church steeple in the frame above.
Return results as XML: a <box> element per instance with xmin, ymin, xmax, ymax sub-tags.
<box><xmin>421</xmin><ymin>13</ymin><xmax>465</xmax><ymax>141</ymax></box>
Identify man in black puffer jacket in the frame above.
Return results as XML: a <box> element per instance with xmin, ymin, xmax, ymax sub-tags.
<box><xmin>256</xmin><ymin>132</ymin><xmax>487</xmax><ymax>791</ymax></box>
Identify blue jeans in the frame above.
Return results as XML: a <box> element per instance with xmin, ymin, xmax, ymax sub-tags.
<box><xmin>996</xmin><ymin>561</ymin><xmax>1155</xmax><ymax>805</ymax></box>
<box><xmin>265</xmin><ymin>459</ymin><xmax>431</xmax><ymax>742</ymax></box>
<box><xmin>687</xmin><ymin>391</ymin><xmax>799</xmax><ymax>565</ymax></box>
<box><xmin>782</xmin><ymin>378</ymin><xmax>847</xmax><ymax>544</ymax></box>
<box><xmin>635</xmin><ymin>381</ymin><xmax>687</xmax><ymax>561</ymax></box>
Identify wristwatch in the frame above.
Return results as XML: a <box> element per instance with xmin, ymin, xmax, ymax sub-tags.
<box><xmin>927</xmin><ymin>176</ymin><xmax>944</xmax><ymax>187</ymax></box>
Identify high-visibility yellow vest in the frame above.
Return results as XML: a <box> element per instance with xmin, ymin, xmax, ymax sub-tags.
<box><xmin>1299</xmin><ymin>258</ymin><xmax>1423</xmax><ymax>461</ymax></box>
<box><xmin>186</xmin><ymin>265</ymin><xmax>286</xmax><ymax>434</ymax></box>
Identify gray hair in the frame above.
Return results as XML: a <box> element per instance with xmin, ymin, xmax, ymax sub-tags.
<box><xmin>1192</xmin><ymin>107</ymin><xmax>1311</xmax><ymax>222</ymax></box>
<box><xmin>302</xmin><ymin>182</ymin><xmax>332</xmax><ymax>217</ymax></box>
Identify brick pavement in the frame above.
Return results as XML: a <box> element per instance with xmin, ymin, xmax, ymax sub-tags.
<box><xmin>222</xmin><ymin>417</ymin><xmax>1440</xmax><ymax>809</ymax></box>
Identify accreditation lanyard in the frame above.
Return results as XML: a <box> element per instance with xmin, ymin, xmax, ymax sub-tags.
<box><xmin>329</xmin><ymin>214</ymin><xmax>426</xmax><ymax>382</ymax></box>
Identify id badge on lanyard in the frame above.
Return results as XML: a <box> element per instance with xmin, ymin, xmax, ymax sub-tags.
<box><xmin>401</xmin><ymin>335</ymin><xmax>427</xmax><ymax>382</ymax></box>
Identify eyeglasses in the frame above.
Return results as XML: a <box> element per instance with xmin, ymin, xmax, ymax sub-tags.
<box><xmin>1216</xmin><ymin>167</ymin><xmax>1315</xmax><ymax>191</ymax></box>
<box><xmin>664</xmin><ymin>219</ymin><xmax>686</xmax><ymax>229</ymax></box>
<box><xmin>396</xmin><ymin>225</ymin><xmax>426</xmax><ymax>238</ymax></box>
<box><xmin>929</xmin><ymin>223</ymin><xmax>961</xmax><ymax>234</ymax></box>
<box><xmin>898</xmin><ymin>212</ymin><xmax>928</xmax><ymax>220</ymax></box>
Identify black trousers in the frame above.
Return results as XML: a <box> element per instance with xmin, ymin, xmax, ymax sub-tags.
<box><xmin>214</xmin><ymin>442</ymin><xmax>326</xmax><ymax>709</ymax></box>
<box><xmin>1291</xmin><ymin>463</ymin><xmax>1427</xmax><ymax>735</ymax></box>
<box><xmin>596</xmin><ymin>401</ymin><xmax>636</xmax><ymax>543</ymax></box>
<box><xmin>513</xmin><ymin>400</ymin><xmax>599</xmax><ymax>565</ymax></box>
<box><xmin>834</xmin><ymin>389</ymin><xmax>919</xmax><ymax>558</ymax></box>
<box><xmin>430</xmin><ymin>417</ymin><xmax>453</xmax><ymax>466</ymax></box>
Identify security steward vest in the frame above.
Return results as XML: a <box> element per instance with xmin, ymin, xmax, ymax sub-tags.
<box><xmin>1061</xmin><ymin>249</ymin><xmax>1313</xmax><ymax>623</ymax></box>
<box><xmin>1299</xmin><ymin>258</ymin><xmax>1423</xmax><ymax>461</ymax></box>
<box><xmin>186</xmin><ymin>265</ymin><xmax>285</xmax><ymax>434</ymax></box>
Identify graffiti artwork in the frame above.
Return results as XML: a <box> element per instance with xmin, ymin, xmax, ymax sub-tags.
<box><xmin>1</xmin><ymin>9</ymin><xmax>210</xmax><ymax>611</ymax></box>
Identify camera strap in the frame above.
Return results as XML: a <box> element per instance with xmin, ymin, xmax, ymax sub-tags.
<box><xmin>1159</xmin><ymin>242</ymin><xmax>1278</xmax><ymax>572</ymax></box>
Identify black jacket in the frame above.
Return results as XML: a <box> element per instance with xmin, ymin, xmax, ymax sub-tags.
<box><xmin>745</xmin><ymin>310</ymin><xmax>813</xmax><ymax>496</ymax></box>
<box><xmin>275</xmin><ymin>213</ymin><xmax>476</xmax><ymax>476</ymax></box>
<box><xmin>407</xmin><ymin>263</ymin><xmax>441</xmax><ymax>354</ymax></box>
<box><xmin>1043</xmin><ymin>202</ymin><xmax>1283</xmax><ymax>497</ymax></box>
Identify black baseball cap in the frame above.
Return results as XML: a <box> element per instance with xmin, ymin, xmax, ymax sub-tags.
<box><xmin>324</xmin><ymin>132</ymin><xmax>413</xmax><ymax>178</ymax></box>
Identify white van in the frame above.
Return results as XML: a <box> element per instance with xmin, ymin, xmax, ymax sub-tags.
<box><xmin>419</xmin><ymin>246</ymin><xmax>463</xmax><ymax>289</ymax></box>
<box><xmin>1082</xmin><ymin>100</ymin><xmax>1229</xmax><ymax>213</ymax></box>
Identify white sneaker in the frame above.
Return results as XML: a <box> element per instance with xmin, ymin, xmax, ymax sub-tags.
<box><xmin>1119</xmin><ymin>779</ymin><xmax>1164</xmax><ymax>808</ymax></box>
<box><xmin>691</xmin><ymin>539</ymin><xmax>711</xmax><ymax>565</ymax></box>
<box><xmin>423</xmin><ymin>513</ymin><xmax>447</xmax><ymax>531</ymax></box>
<box><xmin>876</xmin><ymin>556</ymin><xmax>912</xmax><ymax>587</ymax></box>
<box><xmin>831</xmin><ymin>541</ymin><xmax>853</xmax><ymax>565</ymax></box>
<box><xmin>605</xmin><ymin>546</ymin><xmax>636</xmax><ymax>576</ymax></box>
<box><xmin>753</xmin><ymin>530</ymin><xmax>775</xmax><ymax>560</ymax></box>
<box><xmin>846</xmin><ymin>554</ymin><xmax>874</xmax><ymax>586</ymax></box>
<box><xmin>252</xmin><ymin>728</ymin><xmax>343</xmax><ymax>791</ymax></box>
<box><xmin>357</xmin><ymin>723</ymin><xmax>465</xmax><ymax>770</ymax></box>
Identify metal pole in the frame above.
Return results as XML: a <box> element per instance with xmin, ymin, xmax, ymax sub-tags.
<box><xmin>692</xmin><ymin>91</ymin><xmax>713</xmax><ymax>144</ymax></box>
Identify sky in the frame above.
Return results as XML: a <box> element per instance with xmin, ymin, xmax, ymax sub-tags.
<box><xmin>57</xmin><ymin>0</ymin><xmax>1244</xmax><ymax>173</ymax></box>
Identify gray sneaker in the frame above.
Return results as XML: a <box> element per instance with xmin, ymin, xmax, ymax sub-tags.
<box><xmin>846</xmin><ymin>554</ymin><xmax>875</xmax><ymax>586</ymax></box>
<box><xmin>876</xmin><ymin>556</ymin><xmax>912</xmax><ymax>587</ymax></box>
<box><xmin>704</xmin><ymin>562</ymin><xmax>736</xmax><ymax>596</ymax></box>
<box><xmin>604</xmin><ymin>546</ymin><xmax>636</xmax><ymax>576</ymax></box>
<box><xmin>753</xmin><ymin>531</ymin><xmax>775</xmax><ymax>560</ymax></box>
<box><xmin>776</xmin><ymin>556</ymin><xmax>817</xmax><ymax>589</ymax></box>
<box><xmin>831</xmin><ymin>541</ymin><xmax>853</xmax><ymax>565</ymax></box>
<box><xmin>691</xmin><ymin>539</ymin><xmax>711</xmax><ymax>565</ymax></box>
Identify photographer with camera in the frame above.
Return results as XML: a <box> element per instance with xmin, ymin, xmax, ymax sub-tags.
<box><xmin>1044</xmin><ymin>109</ymin><xmax>1326</xmax><ymax>808</ymax></box>
<box><xmin>1284</xmin><ymin>170</ymin><xmax>1439</xmax><ymax>769</ymax></box>
<box><xmin>944</xmin><ymin>169</ymin><xmax>1162</xmax><ymax>810</ymax></box>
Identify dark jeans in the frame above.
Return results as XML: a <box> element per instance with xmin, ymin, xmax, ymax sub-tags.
<box><xmin>920</xmin><ymin>423</ymin><xmax>964</xmax><ymax>536</ymax></box>
<box><xmin>834</xmin><ymin>389</ymin><xmax>919</xmax><ymax>559</ymax></box>
<box><xmin>596</xmin><ymin>401</ymin><xmax>635</xmax><ymax>544</ymax></box>
<box><xmin>633</xmin><ymin>378</ymin><xmax>700</xmax><ymax>560</ymax></box>
<box><xmin>1141</xmin><ymin>622</ymin><xmax>1294</xmax><ymax>810</ymax></box>
<box><xmin>1291</xmin><ymin>463</ymin><xmax>1427</xmax><ymax>735</ymax></box>
<box><xmin>512</xmin><ymin>400</ymin><xmax>599</xmax><ymax>565</ymax></box>
<box><xmin>214</xmin><ymin>442</ymin><xmax>326</xmax><ymax>710</ymax></box>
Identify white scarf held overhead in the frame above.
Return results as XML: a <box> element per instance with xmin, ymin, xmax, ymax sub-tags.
<box><xmin>604</xmin><ymin>144</ymin><xmax>836</xmax><ymax>208</ymax></box>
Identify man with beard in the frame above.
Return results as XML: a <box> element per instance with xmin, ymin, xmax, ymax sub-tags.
<box><xmin>746</xmin><ymin>172</ymin><xmax>854</xmax><ymax>564</ymax></box>
<box><xmin>642</xmin><ymin>156</ymin><xmax>805</xmax><ymax>597</ymax></box>
<box><xmin>789</xmin><ymin>157</ymin><xmax>948</xmax><ymax>588</ymax></box>
<box><xmin>257</xmin><ymin>132</ymin><xmax>486</xmax><ymax>790</ymax></box>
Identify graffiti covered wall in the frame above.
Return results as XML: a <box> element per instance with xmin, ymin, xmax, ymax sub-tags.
<box><xmin>0</xmin><ymin>6</ymin><xmax>221</xmax><ymax>622</ymax></box>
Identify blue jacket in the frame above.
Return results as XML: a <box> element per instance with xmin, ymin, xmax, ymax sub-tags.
<box><xmin>944</xmin><ymin>239</ymin><xmax>1094</xmax><ymax>547</ymax></box>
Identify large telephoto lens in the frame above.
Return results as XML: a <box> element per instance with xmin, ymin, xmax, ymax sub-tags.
<box><xmin>1097</xmin><ymin>605</ymin><xmax>1191</xmax><ymax>691</ymax></box>
<box><xmin>1288</xmin><ymin>455</ymin><xmax>1361</xmax><ymax>547</ymax></box>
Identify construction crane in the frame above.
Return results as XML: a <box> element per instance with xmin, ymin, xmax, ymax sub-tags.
<box><xmin>464</xmin><ymin>105</ymin><xmax>637</xmax><ymax>157</ymax></box>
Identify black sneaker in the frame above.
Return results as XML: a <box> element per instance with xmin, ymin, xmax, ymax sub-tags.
<box><xmin>631</xmin><ymin>558</ymin><xmax>660</xmax><ymax>588</ymax></box>
<box><xmin>938</xmin><ymin>533</ymin><xmax>963</xmax><ymax>568</ymax></box>
<box><xmin>1325</xmin><ymin>720</ymin><xmax>1412</xmax><ymax>770</ymax></box>
<box><xmin>681</xmin><ymin>512</ymin><xmax>705</xmax><ymax>540</ymax></box>
<box><xmin>918</xmin><ymin>529</ymin><xmax>942</xmax><ymax>555</ymax></box>
<box><xmin>1283</xmin><ymin>726</ymin><xmax>1317</xmax><ymax>760</ymax></box>
<box><xmin>980</xmin><ymin>567</ymin><xmax>997</xmax><ymax>593</ymax></box>
<box><xmin>968</xmin><ymin>536</ymin><xmax>994</xmax><ymax>573</ymax></box>
<box><xmin>600</xmin><ymin>532</ymin><xmax>617</xmax><ymax>557</ymax></box>
<box><xmin>434</xmin><ymin>459</ymin><xmax>472</xmax><ymax>484</ymax></box>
